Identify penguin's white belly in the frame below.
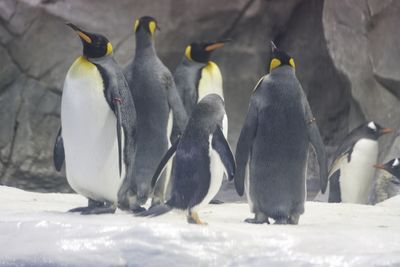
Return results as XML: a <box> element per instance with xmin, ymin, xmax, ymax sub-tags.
<box><xmin>192</xmin><ymin>135</ymin><xmax>224</xmax><ymax>212</ymax></box>
<box><xmin>339</xmin><ymin>139</ymin><xmax>378</xmax><ymax>204</ymax></box>
<box><xmin>61</xmin><ymin>59</ymin><xmax>122</xmax><ymax>203</ymax></box>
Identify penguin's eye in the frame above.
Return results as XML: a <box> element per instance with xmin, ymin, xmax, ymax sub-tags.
<box><xmin>289</xmin><ymin>58</ymin><xmax>295</xmax><ymax>68</ymax></box>
<box><xmin>185</xmin><ymin>45</ymin><xmax>192</xmax><ymax>60</ymax></box>
<box><xmin>270</xmin><ymin>58</ymin><xmax>281</xmax><ymax>72</ymax></box>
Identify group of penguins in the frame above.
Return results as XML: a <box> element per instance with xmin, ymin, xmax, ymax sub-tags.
<box><xmin>52</xmin><ymin>16</ymin><xmax>400</xmax><ymax>225</ymax></box>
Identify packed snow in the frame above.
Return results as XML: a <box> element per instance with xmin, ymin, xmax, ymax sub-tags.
<box><xmin>1</xmin><ymin>186</ymin><xmax>400</xmax><ymax>266</ymax></box>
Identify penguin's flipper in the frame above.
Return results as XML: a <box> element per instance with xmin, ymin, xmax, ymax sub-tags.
<box><xmin>234</xmin><ymin>100</ymin><xmax>258</xmax><ymax>196</ymax></box>
<box><xmin>163</xmin><ymin>73</ymin><xmax>188</xmax><ymax>133</ymax></box>
<box><xmin>114</xmin><ymin>97</ymin><xmax>123</xmax><ymax>177</ymax></box>
<box><xmin>328</xmin><ymin>169</ymin><xmax>341</xmax><ymax>203</ymax></box>
<box><xmin>151</xmin><ymin>137</ymin><xmax>181</xmax><ymax>188</ymax></box>
<box><xmin>301</xmin><ymin>90</ymin><xmax>328</xmax><ymax>193</ymax></box>
<box><xmin>212</xmin><ymin>126</ymin><xmax>236</xmax><ymax>180</ymax></box>
<box><xmin>53</xmin><ymin>127</ymin><xmax>65</xmax><ymax>171</ymax></box>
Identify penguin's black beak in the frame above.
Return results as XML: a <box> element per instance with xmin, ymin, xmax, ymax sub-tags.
<box><xmin>271</xmin><ymin>41</ymin><xmax>278</xmax><ymax>53</ymax></box>
<box><xmin>379</xmin><ymin>128</ymin><xmax>394</xmax><ymax>135</ymax></box>
<box><xmin>373</xmin><ymin>164</ymin><xmax>386</xmax><ymax>170</ymax></box>
<box><xmin>204</xmin><ymin>39</ymin><xmax>231</xmax><ymax>51</ymax></box>
<box><xmin>66</xmin><ymin>23</ymin><xmax>93</xmax><ymax>44</ymax></box>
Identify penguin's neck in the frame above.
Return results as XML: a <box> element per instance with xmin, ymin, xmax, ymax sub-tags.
<box><xmin>134</xmin><ymin>31</ymin><xmax>156</xmax><ymax>60</ymax></box>
<box><xmin>181</xmin><ymin>56</ymin><xmax>206</xmax><ymax>70</ymax></box>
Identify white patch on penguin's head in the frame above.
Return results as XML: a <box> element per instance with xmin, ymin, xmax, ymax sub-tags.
<box><xmin>368</xmin><ymin>121</ymin><xmax>377</xmax><ymax>131</ymax></box>
<box><xmin>393</xmin><ymin>158</ymin><xmax>400</xmax><ymax>167</ymax></box>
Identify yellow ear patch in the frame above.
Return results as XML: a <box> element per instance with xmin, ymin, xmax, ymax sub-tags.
<box><xmin>149</xmin><ymin>21</ymin><xmax>157</xmax><ymax>35</ymax></box>
<box><xmin>77</xmin><ymin>31</ymin><xmax>92</xmax><ymax>44</ymax></box>
<box><xmin>185</xmin><ymin>45</ymin><xmax>192</xmax><ymax>60</ymax></box>
<box><xmin>270</xmin><ymin>58</ymin><xmax>281</xmax><ymax>72</ymax></box>
<box><xmin>289</xmin><ymin>58</ymin><xmax>295</xmax><ymax>68</ymax></box>
<box><xmin>106</xmin><ymin>42</ymin><xmax>113</xmax><ymax>55</ymax></box>
<box><xmin>134</xmin><ymin>20</ymin><xmax>139</xmax><ymax>32</ymax></box>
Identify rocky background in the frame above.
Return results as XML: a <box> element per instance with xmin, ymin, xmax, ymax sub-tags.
<box><xmin>0</xmin><ymin>0</ymin><xmax>399</xmax><ymax>203</ymax></box>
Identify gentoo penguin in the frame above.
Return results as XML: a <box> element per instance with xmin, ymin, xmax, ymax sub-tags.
<box><xmin>375</xmin><ymin>158</ymin><xmax>400</xmax><ymax>181</ymax></box>
<box><xmin>234</xmin><ymin>42</ymin><xmax>328</xmax><ymax>225</ymax></box>
<box><xmin>53</xmin><ymin>24</ymin><xmax>137</xmax><ymax>214</ymax></box>
<box><xmin>138</xmin><ymin>94</ymin><xmax>235</xmax><ymax>224</ymax></box>
<box><xmin>325</xmin><ymin>121</ymin><xmax>392</xmax><ymax>204</ymax></box>
<box><xmin>123</xmin><ymin>16</ymin><xmax>187</xmax><ymax>211</ymax></box>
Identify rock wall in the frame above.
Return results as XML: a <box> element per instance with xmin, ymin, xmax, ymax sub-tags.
<box><xmin>0</xmin><ymin>0</ymin><xmax>398</xmax><ymax>201</ymax></box>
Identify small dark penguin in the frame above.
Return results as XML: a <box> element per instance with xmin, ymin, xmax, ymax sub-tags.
<box><xmin>234</xmin><ymin>42</ymin><xmax>328</xmax><ymax>225</ymax></box>
<box><xmin>323</xmin><ymin>121</ymin><xmax>393</xmax><ymax>204</ymax></box>
<box><xmin>123</xmin><ymin>16</ymin><xmax>187</xmax><ymax>211</ymax></box>
<box><xmin>54</xmin><ymin>24</ymin><xmax>137</xmax><ymax>214</ymax></box>
<box><xmin>375</xmin><ymin>158</ymin><xmax>400</xmax><ymax>180</ymax></box>
<box><xmin>139</xmin><ymin>94</ymin><xmax>235</xmax><ymax>224</ymax></box>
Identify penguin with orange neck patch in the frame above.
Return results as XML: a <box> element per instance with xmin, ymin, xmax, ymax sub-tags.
<box><xmin>53</xmin><ymin>24</ymin><xmax>137</xmax><ymax>214</ymax></box>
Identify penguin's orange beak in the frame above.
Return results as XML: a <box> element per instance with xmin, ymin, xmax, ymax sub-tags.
<box><xmin>204</xmin><ymin>39</ymin><xmax>231</xmax><ymax>52</ymax></box>
<box><xmin>373</xmin><ymin>164</ymin><xmax>386</xmax><ymax>170</ymax></box>
<box><xmin>379</xmin><ymin>128</ymin><xmax>394</xmax><ymax>135</ymax></box>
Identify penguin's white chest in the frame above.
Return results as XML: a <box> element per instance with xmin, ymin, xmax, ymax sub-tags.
<box><xmin>191</xmin><ymin>134</ymin><xmax>225</xmax><ymax>212</ymax></box>
<box><xmin>339</xmin><ymin>139</ymin><xmax>378</xmax><ymax>204</ymax></box>
<box><xmin>61</xmin><ymin>57</ymin><xmax>122</xmax><ymax>203</ymax></box>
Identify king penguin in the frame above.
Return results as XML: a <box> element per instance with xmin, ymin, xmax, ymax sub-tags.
<box><xmin>123</xmin><ymin>16</ymin><xmax>187</xmax><ymax>211</ymax></box>
<box><xmin>53</xmin><ymin>24</ymin><xmax>137</xmax><ymax>214</ymax></box>
<box><xmin>375</xmin><ymin>158</ymin><xmax>400</xmax><ymax>181</ymax></box>
<box><xmin>172</xmin><ymin>40</ymin><xmax>229</xmax><ymax>138</ymax></box>
<box><xmin>321</xmin><ymin>121</ymin><xmax>393</xmax><ymax>204</ymax></box>
<box><xmin>138</xmin><ymin>94</ymin><xmax>235</xmax><ymax>224</ymax></box>
<box><xmin>234</xmin><ymin>42</ymin><xmax>328</xmax><ymax>225</ymax></box>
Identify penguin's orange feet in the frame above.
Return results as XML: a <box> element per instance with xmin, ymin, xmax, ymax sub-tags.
<box><xmin>187</xmin><ymin>211</ymin><xmax>208</xmax><ymax>225</ymax></box>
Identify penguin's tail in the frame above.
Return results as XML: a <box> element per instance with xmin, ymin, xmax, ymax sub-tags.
<box><xmin>135</xmin><ymin>203</ymin><xmax>172</xmax><ymax>217</ymax></box>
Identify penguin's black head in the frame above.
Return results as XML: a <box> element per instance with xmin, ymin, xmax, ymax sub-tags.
<box><xmin>185</xmin><ymin>40</ymin><xmax>230</xmax><ymax>63</ymax></box>
<box><xmin>134</xmin><ymin>16</ymin><xmax>160</xmax><ymax>36</ymax></box>
<box><xmin>67</xmin><ymin>23</ymin><xmax>112</xmax><ymax>59</ymax></box>
<box><xmin>269</xmin><ymin>41</ymin><xmax>295</xmax><ymax>73</ymax></box>
<box><xmin>374</xmin><ymin>158</ymin><xmax>400</xmax><ymax>180</ymax></box>
<box><xmin>365</xmin><ymin>121</ymin><xmax>393</xmax><ymax>139</ymax></box>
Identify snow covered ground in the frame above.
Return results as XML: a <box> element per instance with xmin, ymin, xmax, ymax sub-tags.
<box><xmin>1</xmin><ymin>186</ymin><xmax>400</xmax><ymax>267</ymax></box>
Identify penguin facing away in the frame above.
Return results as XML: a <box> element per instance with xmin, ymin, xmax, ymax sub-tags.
<box><xmin>138</xmin><ymin>94</ymin><xmax>235</xmax><ymax>225</ymax></box>
<box><xmin>123</xmin><ymin>16</ymin><xmax>188</xmax><ymax>211</ymax></box>
<box><xmin>234</xmin><ymin>42</ymin><xmax>328</xmax><ymax>225</ymax></box>
<box><xmin>53</xmin><ymin>24</ymin><xmax>137</xmax><ymax>214</ymax></box>
<box><xmin>325</xmin><ymin>121</ymin><xmax>393</xmax><ymax>204</ymax></box>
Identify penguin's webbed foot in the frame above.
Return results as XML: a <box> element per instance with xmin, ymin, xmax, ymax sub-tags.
<box><xmin>68</xmin><ymin>199</ymin><xmax>116</xmax><ymax>215</ymax></box>
<box><xmin>187</xmin><ymin>211</ymin><xmax>208</xmax><ymax>225</ymax></box>
<box><xmin>244</xmin><ymin>213</ymin><xmax>270</xmax><ymax>224</ymax></box>
<box><xmin>131</xmin><ymin>206</ymin><xmax>146</xmax><ymax>214</ymax></box>
<box><xmin>209</xmin><ymin>199</ymin><xmax>224</xmax><ymax>205</ymax></box>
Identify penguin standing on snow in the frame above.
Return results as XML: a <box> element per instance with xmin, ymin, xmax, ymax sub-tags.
<box><xmin>375</xmin><ymin>158</ymin><xmax>400</xmax><ymax>181</ymax></box>
<box><xmin>123</xmin><ymin>16</ymin><xmax>187</xmax><ymax>211</ymax></box>
<box><xmin>234</xmin><ymin>42</ymin><xmax>328</xmax><ymax>225</ymax></box>
<box><xmin>53</xmin><ymin>24</ymin><xmax>137</xmax><ymax>214</ymax></box>
<box><xmin>140</xmin><ymin>94</ymin><xmax>235</xmax><ymax>224</ymax></box>
<box><xmin>323</xmin><ymin>121</ymin><xmax>393</xmax><ymax>204</ymax></box>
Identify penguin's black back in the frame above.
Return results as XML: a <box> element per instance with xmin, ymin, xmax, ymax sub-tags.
<box><xmin>250</xmin><ymin>66</ymin><xmax>308</xmax><ymax>218</ymax></box>
<box><xmin>167</xmin><ymin>95</ymin><xmax>225</xmax><ymax>209</ymax></box>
